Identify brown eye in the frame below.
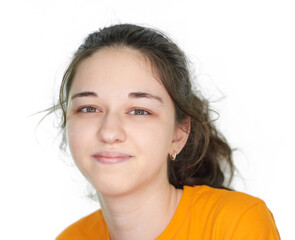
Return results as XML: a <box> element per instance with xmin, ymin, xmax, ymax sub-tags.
<box><xmin>79</xmin><ymin>106</ymin><xmax>99</xmax><ymax>113</ymax></box>
<box><xmin>130</xmin><ymin>109</ymin><xmax>150</xmax><ymax>115</ymax></box>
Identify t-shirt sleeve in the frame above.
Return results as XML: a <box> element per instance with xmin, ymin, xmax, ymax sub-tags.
<box><xmin>56</xmin><ymin>228</ymin><xmax>79</xmax><ymax>240</ymax></box>
<box><xmin>231</xmin><ymin>202</ymin><xmax>280</xmax><ymax>239</ymax></box>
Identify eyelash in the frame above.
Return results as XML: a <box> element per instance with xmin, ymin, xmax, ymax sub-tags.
<box><xmin>77</xmin><ymin>106</ymin><xmax>151</xmax><ymax>116</ymax></box>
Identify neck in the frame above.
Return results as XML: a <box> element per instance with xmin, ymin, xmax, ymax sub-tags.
<box><xmin>97</xmin><ymin>181</ymin><xmax>183</xmax><ymax>240</ymax></box>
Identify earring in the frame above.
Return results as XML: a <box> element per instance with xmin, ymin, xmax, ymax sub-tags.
<box><xmin>170</xmin><ymin>152</ymin><xmax>177</xmax><ymax>160</ymax></box>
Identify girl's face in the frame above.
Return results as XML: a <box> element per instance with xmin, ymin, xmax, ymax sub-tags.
<box><xmin>66</xmin><ymin>47</ymin><xmax>186</xmax><ymax>197</ymax></box>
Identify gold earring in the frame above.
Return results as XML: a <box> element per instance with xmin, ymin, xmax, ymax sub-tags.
<box><xmin>170</xmin><ymin>152</ymin><xmax>177</xmax><ymax>160</ymax></box>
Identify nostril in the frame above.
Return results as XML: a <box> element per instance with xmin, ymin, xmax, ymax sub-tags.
<box><xmin>97</xmin><ymin>122</ymin><xmax>126</xmax><ymax>144</ymax></box>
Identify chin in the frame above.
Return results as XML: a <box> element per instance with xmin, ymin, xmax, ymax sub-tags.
<box><xmin>92</xmin><ymin>179</ymin><xmax>134</xmax><ymax>198</ymax></box>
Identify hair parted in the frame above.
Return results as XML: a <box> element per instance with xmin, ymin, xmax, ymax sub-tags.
<box><xmin>37</xmin><ymin>23</ymin><xmax>236</xmax><ymax>192</ymax></box>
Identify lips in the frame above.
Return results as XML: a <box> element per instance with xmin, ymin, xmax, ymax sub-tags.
<box><xmin>92</xmin><ymin>151</ymin><xmax>132</xmax><ymax>164</ymax></box>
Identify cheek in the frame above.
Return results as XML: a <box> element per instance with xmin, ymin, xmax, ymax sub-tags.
<box><xmin>129</xmin><ymin>118</ymin><xmax>174</xmax><ymax>159</ymax></box>
<box><xmin>66</xmin><ymin>119</ymin><xmax>95</xmax><ymax>160</ymax></box>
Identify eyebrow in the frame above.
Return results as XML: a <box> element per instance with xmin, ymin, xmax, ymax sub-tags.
<box><xmin>70</xmin><ymin>91</ymin><xmax>163</xmax><ymax>104</ymax></box>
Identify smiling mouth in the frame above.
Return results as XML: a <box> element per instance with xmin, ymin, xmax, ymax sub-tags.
<box><xmin>92</xmin><ymin>155</ymin><xmax>132</xmax><ymax>164</ymax></box>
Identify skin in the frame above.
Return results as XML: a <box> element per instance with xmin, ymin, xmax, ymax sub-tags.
<box><xmin>66</xmin><ymin>47</ymin><xmax>190</xmax><ymax>240</ymax></box>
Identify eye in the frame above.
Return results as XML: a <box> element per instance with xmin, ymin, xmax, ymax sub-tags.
<box><xmin>129</xmin><ymin>109</ymin><xmax>151</xmax><ymax>116</ymax></box>
<box><xmin>76</xmin><ymin>106</ymin><xmax>150</xmax><ymax>115</ymax></box>
<box><xmin>78</xmin><ymin>106</ymin><xmax>100</xmax><ymax>113</ymax></box>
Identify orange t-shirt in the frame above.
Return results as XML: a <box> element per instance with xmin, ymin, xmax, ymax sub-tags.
<box><xmin>56</xmin><ymin>185</ymin><xmax>280</xmax><ymax>239</ymax></box>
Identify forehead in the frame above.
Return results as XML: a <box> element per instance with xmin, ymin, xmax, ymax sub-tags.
<box><xmin>70</xmin><ymin>47</ymin><xmax>170</xmax><ymax>101</ymax></box>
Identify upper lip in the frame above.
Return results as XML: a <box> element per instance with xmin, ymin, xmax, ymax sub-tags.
<box><xmin>92</xmin><ymin>151</ymin><xmax>131</xmax><ymax>158</ymax></box>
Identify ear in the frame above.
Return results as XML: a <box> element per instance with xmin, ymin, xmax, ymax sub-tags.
<box><xmin>169</xmin><ymin>117</ymin><xmax>191</xmax><ymax>157</ymax></box>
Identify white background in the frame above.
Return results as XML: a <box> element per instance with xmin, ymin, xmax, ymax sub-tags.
<box><xmin>0</xmin><ymin>0</ymin><xmax>293</xmax><ymax>239</ymax></box>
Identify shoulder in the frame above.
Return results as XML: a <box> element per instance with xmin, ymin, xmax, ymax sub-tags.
<box><xmin>184</xmin><ymin>185</ymin><xmax>264</xmax><ymax>211</ymax></box>
<box><xmin>56</xmin><ymin>210</ymin><xmax>108</xmax><ymax>240</ymax></box>
<box><xmin>183</xmin><ymin>185</ymin><xmax>280</xmax><ymax>239</ymax></box>
<box><xmin>183</xmin><ymin>185</ymin><xmax>267</xmax><ymax>218</ymax></box>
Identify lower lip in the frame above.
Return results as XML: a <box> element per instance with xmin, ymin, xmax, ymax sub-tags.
<box><xmin>93</xmin><ymin>156</ymin><xmax>131</xmax><ymax>164</ymax></box>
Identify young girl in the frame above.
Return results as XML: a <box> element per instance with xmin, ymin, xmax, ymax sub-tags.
<box><xmin>43</xmin><ymin>24</ymin><xmax>280</xmax><ymax>239</ymax></box>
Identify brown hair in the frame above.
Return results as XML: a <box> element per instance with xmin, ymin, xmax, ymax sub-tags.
<box><xmin>37</xmin><ymin>23</ymin><xmax>236</xmax><ymax>191</ymax></box>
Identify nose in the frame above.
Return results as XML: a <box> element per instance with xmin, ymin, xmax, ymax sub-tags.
<box><xmin>97</xmin><ymin>112</ymin><xmax>126</xmax><ymax>144</ymax></box>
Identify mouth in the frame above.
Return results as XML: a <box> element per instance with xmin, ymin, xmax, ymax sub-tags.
<box><xmin>92</xmin><ymin>151</ymin><xmax>132</xmax><ymax>165</ymax></box>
